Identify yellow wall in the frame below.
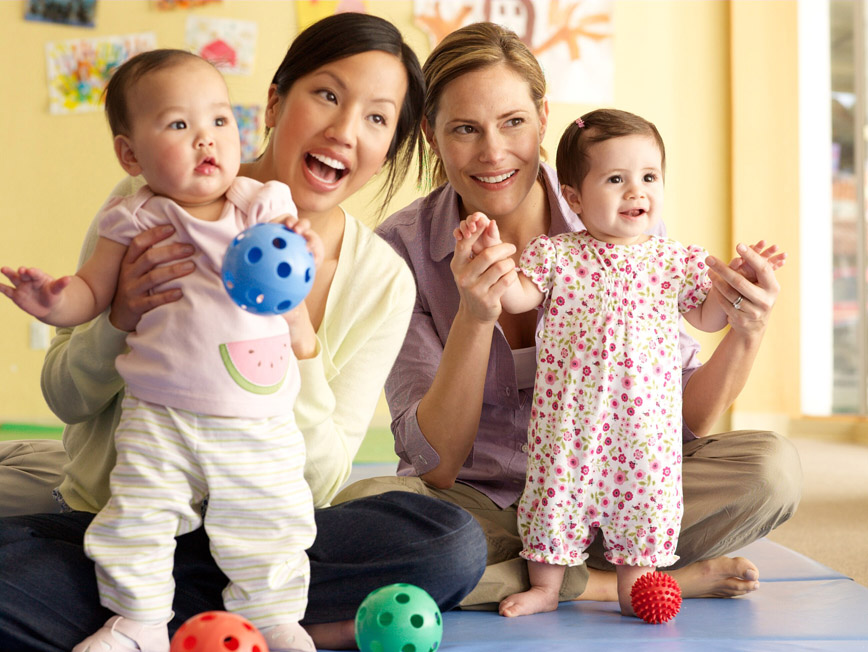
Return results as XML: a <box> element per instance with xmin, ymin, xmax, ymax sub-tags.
<box><xmin>0</xmin><ymin>0</ymin><xmax>800</xmax><ymax>426</ymax></box>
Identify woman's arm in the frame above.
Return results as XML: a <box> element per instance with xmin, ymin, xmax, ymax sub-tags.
<box><xmin>681</xmin><ymin>242</ymin><xmax>782</xmax><ymax>436</ymax></box>
<box><xmin>295</xmin><ymin>244</ymin><xmax>416</xmax><ymax>506</ymax></box>
<box><xmin>406</xmin><ymin>234</ymin><xmax>517</xmax><ymax>489</ymax></box>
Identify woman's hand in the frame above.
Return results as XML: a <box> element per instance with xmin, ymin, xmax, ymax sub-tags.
<box><xmin>451</xmin><ymin>213</ymin><xmax>517</xmax><ymax>324</ymax></box>
<box><xmin>705</xmin><ymin>240</ymin><xmax>785</xmax><ymax>338</ymax></box>
<box><xmin>109</xmin><ymin>225</ymin><xmax>195</xmax><ymax>332</ymax></box>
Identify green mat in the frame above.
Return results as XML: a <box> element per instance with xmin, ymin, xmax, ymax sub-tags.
<box><xmin>0</xmin><ymin>422</ymin><xmax>399</xmax><ymax>464</ymax></box>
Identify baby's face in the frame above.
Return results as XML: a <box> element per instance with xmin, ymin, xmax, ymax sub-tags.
<box><xmin>121</xmin><ymin>58</ymin><xmax>240</xmax><ymax>210</ymax></box>
<box><xmin>568</xmin><ymin>134</ymin><xmax>664</xmax><ymax>246</ymax></box>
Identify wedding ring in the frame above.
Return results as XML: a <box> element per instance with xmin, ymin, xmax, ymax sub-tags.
<box><xmin>732</xmin><ymin>295</ymin><xmax>744</xmax><ymax>310</ymax></box>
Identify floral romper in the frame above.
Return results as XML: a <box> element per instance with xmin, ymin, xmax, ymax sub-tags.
<box><xmin>517</xmin><ymin>231</ymin><xmax>711</xmax><ymax>568</ymax></box>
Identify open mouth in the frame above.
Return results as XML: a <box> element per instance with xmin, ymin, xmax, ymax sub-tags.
<box><xmin>473</xmin><ymin>170</ymin><xmax>517</xmax><ymax>184</ymax></box>
<box><xmin>622</xmin><ymin>208</ymin><xmax>647</xmax><ymax>218</ymax></box>
<box><xmin>306</xmin><ymin>153</ymin><xmax>348</xmax><ymax>184</ymax></box>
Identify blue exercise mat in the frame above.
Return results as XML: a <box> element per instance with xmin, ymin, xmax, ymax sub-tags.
<box><xmin>331</xmin><ymin>465</ymin><xmax>868</xmax><ymax>651</ymax></box>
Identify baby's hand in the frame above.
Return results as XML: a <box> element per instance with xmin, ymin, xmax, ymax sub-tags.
<box><xmin>278</xmin><ymin>215</ymin><xmax>324</xmax><ymax>269</ymax></box>
<box><xmin>454</xmin><ymin>212</ymin><xmax>503</xmax><ymax>256</ymax></box>
<box><xmin>0</xmin><ymin>266</ymin><xmax>71</xmax><ymax>320</ymax></box>
<box><xmin>731</xmin><ymin>240</ymin><xmax>787</xmax><ymax>282</ymax></box>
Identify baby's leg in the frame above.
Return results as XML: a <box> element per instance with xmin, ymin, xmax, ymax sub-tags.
<box><xmin>617</xmin><ymin>565</ymin><xmax>655</xmax><ymax>617</ymax></box>
<box><xmin>499</xmin><ymin>560</ymin><xmax>564</xmax><ymax>617</ymax></box>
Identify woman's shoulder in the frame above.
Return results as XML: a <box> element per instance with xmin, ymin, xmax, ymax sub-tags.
<box><xmin>342</xmin><ymin>213</ymin><xmax>415</xmax><ymax>290</ymax></box>
<box><xmin>376</xmin><ymin>184</ymin><xmax>454</xmax><ymax>248</ymax></box>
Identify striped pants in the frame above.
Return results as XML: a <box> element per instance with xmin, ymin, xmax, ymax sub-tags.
<box><xmin>84</xmin><ymin>396</ymin><xmax>315</xmax><ymax>628</ymax></box>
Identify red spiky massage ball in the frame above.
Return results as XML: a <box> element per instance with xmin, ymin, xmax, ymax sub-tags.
<box><xmin>630</xmin><ymin>571</ymin><xmax>682</xmax><ymax>624</ymax></box>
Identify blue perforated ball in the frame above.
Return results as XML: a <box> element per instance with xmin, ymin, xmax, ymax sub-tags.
<box><xmin>222</xmin><ymin>223</ymin><xmax>315</xmax><ymax>314</ymax></box>
<box><xmin>355</xmin><ymin>583</ymin><xmax>443</xmax><ymax>652</ymax></box>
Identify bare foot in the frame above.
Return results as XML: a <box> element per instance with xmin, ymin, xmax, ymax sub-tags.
<box><xmin>669</xmin><ymin>556</ymin><xmax>760</xmax><ymax>598</ymax></box>
<box><xmin>499</xmin><ymin>586</ymin><xmax>560</xmax><ymax>617</ymax></box>
<box><xmin>306</xmin><ymin>619</ymin><xmax>356</xmax><ymax>650</ymax></box>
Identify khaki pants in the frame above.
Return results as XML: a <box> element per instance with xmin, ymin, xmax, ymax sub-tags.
<box><xmin>333</xmin><ymin>430</ymin><xmax>802</xmax><ymax>609</ymax></box>
<box><xmin>0</xmin><ymin>439</ymin><xmax>67</xmax><ymax>516</ymax></box>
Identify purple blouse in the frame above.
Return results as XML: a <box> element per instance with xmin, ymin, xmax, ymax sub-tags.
<box><xmin>376</xmin><ymin>163</ymin><xmax>702</xmax><ymax>508</ymax></box>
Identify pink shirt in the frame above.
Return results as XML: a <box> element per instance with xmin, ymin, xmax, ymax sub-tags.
<box><xmin>376</xmin><ymin>163</ymin><xmax>703</xmax><ymax>508</ymax></box>
<box><xmin>98</xmin><ymin>177</ymin><xmax>299</xmax><ymax>418</ymax></box>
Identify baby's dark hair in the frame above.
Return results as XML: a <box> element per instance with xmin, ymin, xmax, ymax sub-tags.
<box><xmin>556</xmin><ymin>108</ymin><xmax>666</xmax><ymax>191</ymax></box>
<box><xmin>104</xmin><ymin>49</ymin><xmax>206</xmax><ymax>137</ymax></box>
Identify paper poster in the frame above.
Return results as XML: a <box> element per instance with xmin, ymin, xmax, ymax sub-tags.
<box><xmin>155</xmin><ymin>0</ymin><xmax>221</xmax><ymax>9</ymax></box>
<box><xmin>45</xmin><ymin>33</ymin><xmax>157</xmax><ymax>115</ymax></box>
<box><xmin>26</xmin><ymin>0</ymin><xmax>97</xmax><ymax>27</ymax></box>
<box><xmin>233</xmin><ymin>105</ymin><xmax>261</xmax><ymax>163</ymax></box>
<box><xmin>413</xmin><ymin>0</ymin><xmax>613</xmax><ymax>104</ymax></box>
<box><xmin>185</xmin><ymin>16</ymin><xmax>257</xmax><ymax>75</ymax></box>
<box><xmin>295</xmin><ymin>0</ymin><xmax>368</xmax><ymax>32</ymax></box>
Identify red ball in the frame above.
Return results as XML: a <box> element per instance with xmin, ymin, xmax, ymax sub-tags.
<box><xmin>630</xmin><ymin>571</ymin><xmax>682</xmax><ymax>624</ymax></box>
<box><xmin>170</xmin><ymin>611</ymin><xmax>268</xmax><ymax>652</ymax></box>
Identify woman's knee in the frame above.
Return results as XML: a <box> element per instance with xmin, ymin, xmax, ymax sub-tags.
<box><xmin>752</xmin><ymin>431</ymin><xmax>803</xmax><ymax>516</ymax></box>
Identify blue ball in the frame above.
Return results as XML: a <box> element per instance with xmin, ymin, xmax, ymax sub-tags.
<box><xmin>222</xmin><ymin>223</ymin><xmax>315</xmax><ymax>314</ymax></box>
<box><xmin>355</xmin><ymin>584</ymin><xmax>443</xmax><ymax>652</ymax></box>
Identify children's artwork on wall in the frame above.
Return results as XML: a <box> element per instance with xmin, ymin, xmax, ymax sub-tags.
<box><xmin>294</xmin><ymin>0</ymin><xmax>367</xmax><ymax>32</ymax></box>
<box><xmin>185</xmin><ymin>16</ymin><xmax>257</xmax><ymax>75</ymax></box>
<box><xmin>155</xmin><ymin>0</ymin><xmax>221</xmax><ymax>9</ymax></box>
<box><xmin>413</xmin><ymin>0</ymin><xmax>613</xmax><ymax>104</ymax></box>
<box><xmin>26</xmin><ymin>0</ymin><xmax>97</xmax><ymax>27</ymax></box>
<box><xmin>233</xmin><ymin>105</ymin><xmax>261</xmax><ymax>163</ymax></box>
<box><xmin>45</xmin><ymin>33</ymin><xmax>157</xmax><ymax>115</ymax></box>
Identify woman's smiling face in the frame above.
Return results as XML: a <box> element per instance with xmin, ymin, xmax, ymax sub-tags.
<box><xmin>263</xmin><ymin>50</ymin><xmax>408</xmax><ymax>218</ymax></box>
<box><xmin>426</xmin><ymin>62</ymin><xmax>547</xmax><ymax>221</ymax></box>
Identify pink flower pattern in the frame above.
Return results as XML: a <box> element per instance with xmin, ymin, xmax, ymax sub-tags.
<box><xmin>516</xmin><ymin>232</ymin><xmax>710</xmax><ymax>567</ymax></box>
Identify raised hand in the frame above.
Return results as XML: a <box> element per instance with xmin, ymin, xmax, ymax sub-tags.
<box><xmin>0</xmin><ymin>266</ymin><xmax>72</xmax><ymax>322</ymax></box>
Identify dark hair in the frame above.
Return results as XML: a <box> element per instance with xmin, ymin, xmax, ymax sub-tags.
<box><xmin>104</xmin><ymin>49</ymin><xmax>205</xmax><ymax>137</ymax></box>
<box><xmin>419</xmin><ymin>22</ymin><xmax>547</xmax><ymax>189</ymax></box>
<box><xmin>556</xmin><ymin>108</ymin><xmax>666</xmax><ymax>191</ymax></box>
<box><xmin>266</xmin><ymin>13</ymin><xmax>424</xmax><ymax>215</ymax></box>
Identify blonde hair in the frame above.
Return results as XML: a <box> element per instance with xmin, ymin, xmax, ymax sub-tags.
<box><xmin>419</xmin><ymin>22</ymin><xmax>547</xmax><ymax>189</ymax></box>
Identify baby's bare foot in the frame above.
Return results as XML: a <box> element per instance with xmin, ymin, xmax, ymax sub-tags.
<box><xmin>499</xmin><ymin>586</ymin><xmax>560</xmax><ymax>617</ymax></box>
<box><xmin>670</xmin><ymin>556</ymin><xmax>760</xmax><ymax>598</ymax></box>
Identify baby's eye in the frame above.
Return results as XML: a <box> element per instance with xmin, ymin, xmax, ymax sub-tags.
<box><xmin>169</xmin><ymin>120</ymin><xmax>187</xmax><ymax>130</ymax></box>
<box><xmin>607</xmin><ymin>175</ymin><xmax>622</xmax><ymax>184</ymax></box>
<box><xmin>215</xmin><ymin>117</ymin><xmax>227</xmax><ymax>127</ymax></box>
<box><xmin>644</xmin><ymin>173</ymin><xmax>658</xmax><ymax>182</ymax></box>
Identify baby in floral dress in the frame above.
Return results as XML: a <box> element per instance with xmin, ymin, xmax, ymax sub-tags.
<box><xmin>454</xmin><ymin>109</ymin><xmax>785</xmax><ymax>619</ymax></box>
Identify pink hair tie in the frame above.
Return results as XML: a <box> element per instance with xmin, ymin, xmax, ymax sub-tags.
<box><xmin>575</xmin><ymin>118</ymin><xmax>585</xmax><ymax>128</ymax></box>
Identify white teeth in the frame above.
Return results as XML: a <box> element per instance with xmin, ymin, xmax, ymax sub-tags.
<box><xmin>475</xmin><ymin>171</ymin><xmax>516</xmax><ymax>184</ymax></box>
<box><xmin>310</xmin><ymin>153</ymin><xmax>346</xmax><ymax>170</ymax></box>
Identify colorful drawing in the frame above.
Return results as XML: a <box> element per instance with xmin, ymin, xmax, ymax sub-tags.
<box><xmin>155</xmin><ymin>0</ymin><xmax>221</xmax><ymax>9</ymax></box>
<box><xmin>233</xmin><ymin>105</ymin><xmax>261</xmax><ymax>163</ymax></box>
<box><xmin>413</xmin><ymin>0</ymin><xmax>613</xmax><ymax>104</ymax></box>
<box><xmin>26</xmin><ymin>0</ymin><xmax>97</xmax><ymax>27</ymax></box>
<box><xmin>45</xmin><ymin>33</ymin><xmax>157</xmax><ymax>115</ymax></box>
<box><xmin>295</xmin><ymin>0</ymin><xmax>368</xmax><ymax>32</ymax></box>
<box><xmin>185</xmin><ymin>16</ymin><xmax>257</xmax><ymax>75</ymax></box>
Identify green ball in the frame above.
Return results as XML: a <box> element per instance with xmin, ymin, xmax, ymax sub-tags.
<box><xmin>355</xmin><ymin>583</ymin><xmax>443</xmax><ymax>652</ymax></box>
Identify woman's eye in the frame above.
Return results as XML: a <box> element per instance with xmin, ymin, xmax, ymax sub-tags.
<box><xmin>506</xmin><ymin>117</ymin><xmax>524</xmax><ymax>127</ymax></box>
<box><xmin>169</xmin><ymin>120</ymin><xmax>187</xmax><ymax>130</ymax></box>
<box><xmin>454</xmin><ymin>125</ymin><xmax>474</xmax><ymax>135</ymax></box>
<box><xmin>369</xmin><ymin>114</ymin><xmax>387</xmax><ymax>126</ymax></box>
<box><xmin>317</xmin><ymin>90</ymin><xmax>337</xmax><ymax>103</ymax></box>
